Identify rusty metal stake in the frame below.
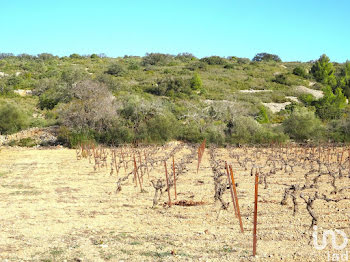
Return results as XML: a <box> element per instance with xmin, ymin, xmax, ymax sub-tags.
<box><xmin>197</xmin><ymin>147</ymin><xmax>201</xmax><ymax>173</ymax></box>
<box><xmin>229</xmin><ymin>165</ymin><xmax>244</xmax><ymax>233</ymax></box>
<box><xmin>253</xmin><ymin>170</ymin><xmax>259</xmax><ymax>256</ymax></box>
<box><xmin>225</xmin><ymin>162</ymin><xmax>238</xmax><ymax>218</ymax></box>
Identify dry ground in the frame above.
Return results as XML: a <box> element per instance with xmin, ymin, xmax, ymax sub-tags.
<box><xmin>0</xmin><ymin>144</ymin><xmax>349</xmax><ymax>262</ymax></box>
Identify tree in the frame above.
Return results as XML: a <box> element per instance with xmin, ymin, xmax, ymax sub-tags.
<box><xmin>338</xmin><ymin>60</ymin><xmax>350</xmax><ymax>98</ymax></box>
<box><xmin>0</xmin><ymin>53</ymin><xmax>14</xmax><ymax>59</ymax></box>
<box><xmin>314</xmin><ymin>86</ymin><xmax>347</xmax><ymax>120</ymax></box>
<box><xmin>59</xmin><ymin>80</ymin><xmax>117</xmax><ymax>132</ymax></box>
<box><xmin>252</xmin><ymin>53</ymin><xmax>282</xmax><ymax>62</ymax></box>
<box><xmin>310</xmin><ymin>54</ymin><xmax>337</xmax><ymax>87</ymax></box>
<box><xmin>283</xmin><ymin>107</ymin><xmax>324</xmax><ymax>142</ymax></box>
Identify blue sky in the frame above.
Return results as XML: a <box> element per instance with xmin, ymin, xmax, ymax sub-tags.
<box><xmin>1</xmin><ymin>0</ymin><xmax>349</xmax><ymax>62</ymax></box>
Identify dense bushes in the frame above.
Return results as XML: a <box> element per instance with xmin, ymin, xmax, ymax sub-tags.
<box><xmin>273</xmin><ymin>74</ymin><xmax>291</xmax><ymax>85</ymax></box>
<box><xmin>225</xmin><ymin>117</ymin><xmax>287</xmax><ymax>144</ymax></box>
<box><xmin>105</xmin><ymin>63</ymin><xmax>126</xmax><ymax>76</ymax></box>
<box><xmin>142</xmin><ymin>53</ymin><xmax>174</xmax><ymax>66</ymax></box>
<box><xmin>314</xmin><ymin>87</ymin><xmax>347</xmax><ymax>120</ymax></box>
<box><xmin>338</xmin><ymin>61</ymin><xmax>350</xmax><ymax>98</ymax></box>
<box><xmin>293</xmin><ymin>66</ymin><xmax>308</xmax><ymax>78</ymax></box>
<box><xmin>326</xmin><ymin>114</ymin><xmax>350</xmax><ymax>142</ymax></box>
<box><xmin>38</xmin><ymin>84</ymin><xmax>71</xmax><ymax>109</ymax></box>
<box><xmin>175</xmin><ymin>53</ymin><xmax>196</xmax><ymax>62</ymax></box>
<box><xmin>59</xmin><ymin>80</ymin><xmax>117</xmax><ymax>131</ymax></box>
<box><xmin>0</xmin><ymin>103</ymin><xmax>28</xmax><ymax>134</ymax></box>
<box><xmin>253</xmin><ymin>53</ymin><xmax>282</xmax><ymax>62</ymax></box>
<box><xmin>200</xmin><ymin>56</ymin><xmax>226</xmax><ymax>65</ymax></box>
<box><xmin>283</xmin><ymin>107</ymin><xmax>324</xmax><ymax>142</ymax></box>
<box><xmin>146</xmin><ymin>77</ymin><xmax>192</xmax><ymax>97</ymax></box>
<box><xmin>3</xmin><ymin>52</ymin><xmax>350</xmax><ymax>146</ymax></box>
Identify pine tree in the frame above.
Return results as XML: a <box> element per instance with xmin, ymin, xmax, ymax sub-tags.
<box><xmin>310</xmin><ymin>54</ymin><xmax>337</xmax><ymax>87</ymax></box>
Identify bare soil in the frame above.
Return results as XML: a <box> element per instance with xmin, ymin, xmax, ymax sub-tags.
<box><xmin>0</xmin><ymin>144</ymin><xmax>349</xmax><ymax>261</ymax></box>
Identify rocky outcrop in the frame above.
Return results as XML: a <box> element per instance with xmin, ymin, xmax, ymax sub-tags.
<box><xmin>0</xmin><ymin>126</ymin><xmax>59</xmax><ymax>146</ymax></box>
<box><xmin>13</xmin><ymin>89</ymin><xmax>33</xmax><ymax>96</ymax></box>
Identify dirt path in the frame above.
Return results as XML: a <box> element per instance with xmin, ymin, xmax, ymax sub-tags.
<box><xmin>0</xmin><ymin>145</ymin><xmax>349</xmax><ymax>261</ymax></box>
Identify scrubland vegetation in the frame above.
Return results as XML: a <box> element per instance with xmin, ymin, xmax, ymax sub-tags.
<box><xmin>0</xmin><ymin>52</ymin><xmax>350</xmax><ymax>146</ymax></box>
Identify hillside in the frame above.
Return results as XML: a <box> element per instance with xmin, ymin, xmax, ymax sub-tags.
<box><xmin>0</xmin><ymin>53</ymin><xmax>349</xmax><ymax>146</ymax></box>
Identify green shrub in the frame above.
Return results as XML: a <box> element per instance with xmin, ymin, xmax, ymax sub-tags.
<box><xmin>178</xmin><ymin>121</ymin><xmax>204</xmax><ymax>143</ymax></box>
<box><xmin>38</xmin><ymin>84</ymin><xmax>71</xmax><ymax>110</ymax></box>
<box><xmin>17</xmin><ymin>137</ymin><xmax>37</xmax><ymax>147</ymax></box>
<box><xmin>175</xmin><ymin>53</ymin><xmax>196</xmax><ymax>62</ymax></box>
<box><xmin>224</xmin><ymin>63</ymin><xmax>235</xmax><ymax>69</ymax></box>
<box><xmin>190</xmin><ymin>73</ymin><xmax>203</xmax><ymax>90</ymax></box>
<box><xmin>252</xmin><ymin>53</ymin><xmax>281</xmax><ymax>62</ymax></box>
<box><xmin>227</xmin><ymin>116</ymin><xmax>260</xmax><ymax>144</ymax></box>
<box><xmin>338</xmin><ymin>61</ymin><xmax>350</xmax><ymax>98</ymax></box>
<box><xmin>200</xmin><ymin>56</ymin><xmax>226</xmax><ymax>65</ymax></box>
<box><xmin>225</xmin><ymin>116</ymin><xmax>287</xmax><ymax>144</ymax></box>
<box><xmin>57</xmin><ymin>126</ymin><xmax>95</xmax><ymax>148</ymax></box>
<box><xmin>299</xmin><ymin>94</ymin><xmax>316</xmax><ymax>106</ymax></box>
<box><xmin>0</xmin><ymin>82</ymin><xmax>14</xmax><ymax>95</ymax></box>
<box><xmin>142</xmin><ymin>53</ymin><xmax>174</xmax><ymax>66</ymax></box>
<box><xmin>256</xmin><ymin>105</ymin><xmax>269</xmax><ymax>124</ymax></box>
<box><xmin>144</xmin><ymin>114</ymin><xmax>177</xmax><ymax>143</ymax></box>
<box><xmin>0</xmin><ymin>103</ymin><xmax>28</xmax><ymax>134</ymax></box>
<box><xmin>127</xmin><ymin>62</ymin><xmax>140</xmax><ymax>70</ymax></box>
<box><xmin>8</xmin><ymin>140</ymin><xmax>16</xmax><ymax>146</ymax></box>
<box><xmin>293</xmin><ymin>66</ymin><xmax>307</xmax><ymax>78</ymax></box>
<box><xmin>327</xmin><ymin>113</ymin><xmax>350</xmax><ymax>142</ymax></box>
<box><xmin>105</xmin><ymin>63</ymin><xmax>126</xmax><ymax>76</ymax></box>
<box><xmin>283</xmin><ymin>107</ymin><xmax>324</xmax><ymax>142</ymax></box>
<box><xmin>60</xmin><ymin>67</ymin><xmax>89</xmax><ymax>86</ymax></box>
<box><xmin>273</xmin><ymin>74</ymin><xmax>290</xmax><ymax>85</ymax></box>
<box><xmin>203</xmin><ymin>124</ymin><xmax>226</xmax><ymax>145</ymax></box>
<box><xmin>314</xmin><ymin>87</ymin><xmax>347</xmax><ymax>120</ymax></box>
<box><xmin>69</xmin><ymin>53</ymin><xmax>82</xmax><ymax>59</ymax></box>
<box><xmin>186</xmin><ymin>61</ymin><xmax>208</xmax><ymax>71</ymax></box>
<box><xmin>146</xmin><ymin>77</ymin><xmax>192</xmax><ymax>97</ymax></box>
<box><xmin>237</xmin><ymin>58</ymin><xmax>250</xmax><ymax>64</ymax></box>
<box><xmin>96</xmin><ymin>125</ymin><xmax>134</xmax><ymax>145</ymax></box>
